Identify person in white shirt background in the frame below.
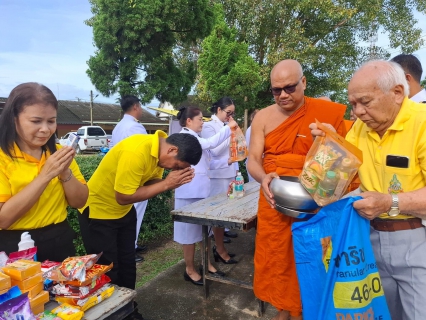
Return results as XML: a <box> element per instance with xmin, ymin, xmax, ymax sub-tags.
<box><xmin>245</xmin><ymin>109</ymin><xmax>259</xmax><ymax>182</ymax></box>
<box><xmin>201</xmin><ymin>97</ymin><xmax>239</xmax><ymax>264</ymax></box>
<box><xmin>174</xmin><ymin>106</ymin><xmax>238</xmax><ymax>285</ymax></box>
<box><xmin>110</xmin><ymin>95</ymin><xmax>149</xmax><ymax>263</ymax></box>
<box><xmin>391</xmin><ymin>54</ymin><xmax>426</xmax><ymax>103</ymax></box>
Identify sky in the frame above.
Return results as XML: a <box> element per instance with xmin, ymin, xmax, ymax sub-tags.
<box><xmin>0</xmin><ymin>1</ymin><xmax>425</xmax><ymax>106</ymax></box>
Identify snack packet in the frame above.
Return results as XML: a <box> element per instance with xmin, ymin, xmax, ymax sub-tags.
<box><xmin>36</xmin><ymin>311</ymin><xmax>62</xmax><ymax>320</ymax></box>
<box><xmin>47</xmin><ymin>253</ymin><xmax>102</xmax><ymax>282</ymax></box>
<box><xmin>51</xmin><ymin>303</ymin><xmax>84</xmax><ymax>320</ymax></box>
<box><xmin>61</xmin><ymin>263</ymin><xmax>113</xmax><ymax>287</ymax></box>
<box><xmin>55</xmin><ymin>284</ymin><xmax>115</xmax><ymax>312</ymax></box>
<box><xmin>6</xmin><ymin>247</ymin><xmax>38</xmax><ymax>265</ymax></box>
<box><xmin>299</xmin><ymin>120</ymin><xmax>362</xmax><ymax>206</ymax></box>
<box><xmin>0</xmin><ymin>293</ymin><xmax>35</xmax><ymax>320</ymax></box>
<box><xmin>52</xmin><ymin>274</ymin><xmax>111</xmax><ymax>299</ymax></box>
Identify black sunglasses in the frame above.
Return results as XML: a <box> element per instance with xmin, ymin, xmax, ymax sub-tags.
<box><xmin>270</xmin><ymin>76</ymin><xmax>303</xmax><ymax>96</ymax></box>
<box><xmin>223</xmin><ymin>110</ymin><xmax>235</xmax><ymax>117</ymax></box>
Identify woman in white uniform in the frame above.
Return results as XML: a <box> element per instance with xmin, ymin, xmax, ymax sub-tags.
<box><xmin>201</xmin><ymin>97</ymin><xmax>239</xmax><ymax>264</ymax></box>
<box><xmin>174</xmin><ymin>106</ymin><xmax>237</xmax><ymax>285</ymax></box>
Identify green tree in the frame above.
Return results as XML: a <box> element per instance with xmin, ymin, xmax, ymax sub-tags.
<box><xmin>421</xmin><ymin>79</ymin><xmax>426</xmax><ymax>89</ymax></box>
<box><xmin>196</xmin><ymin>5</ymin><xmax>263</xmax><ymax>117</ymax></box>
<box><xmin>212</xmin><ymin>0</ymin><xmax>426</xmax><ymax>105</ymax></box>
<box><xmin>86</xmin><ymin>0</ymin><xmax>215</xmax><ymax>104</ymax></box>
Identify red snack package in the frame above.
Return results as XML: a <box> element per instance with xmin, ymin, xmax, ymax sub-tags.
<box><xmin>62</xmin><ymin>263</ymin><xmax>113</xmax><ymax>287</ymax></box>
<box><xmin>52</xmin><ymin>274</ymin><xmax>111</xmax><ymax>299</ymax></box>
<box><xmin>6</xmin><ymin>247</ymin><xmax>37</xmax><ymax>264</ymax></box>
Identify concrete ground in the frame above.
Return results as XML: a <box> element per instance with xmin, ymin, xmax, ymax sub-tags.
<box><xmin>134</xmin><ymin>228</ymin><xmax>276</xmax><ymax>320</ymax></box>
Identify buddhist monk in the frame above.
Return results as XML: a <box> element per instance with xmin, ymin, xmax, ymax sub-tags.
<box><xmin>247</xmin><ymin>59</ymin><xmax>347</xmax><ymax>320</ymax></box>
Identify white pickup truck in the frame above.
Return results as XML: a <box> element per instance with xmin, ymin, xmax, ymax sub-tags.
<box><xmin>60</xmin><ymin>126</ymin><xmax>108</xmax><ymax>153</ymax></box>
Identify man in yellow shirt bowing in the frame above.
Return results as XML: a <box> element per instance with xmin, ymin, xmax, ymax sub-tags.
<box><xmin>79</xmin><ymin>131</ymin><xmax>202</xmax><ymax>290</ymax></box>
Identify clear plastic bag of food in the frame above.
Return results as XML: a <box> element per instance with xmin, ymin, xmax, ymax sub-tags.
<box><xmin>229</xmin><ymin>127</ymin><xmax>248</xmax><ymax>162</ymax></box>
<box><xmin>299</xmin><ymin>120</ymin><xmax>362</xmax><ymax>206</ymax></box>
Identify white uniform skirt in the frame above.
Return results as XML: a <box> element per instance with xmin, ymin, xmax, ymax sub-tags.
<box><xmin>174</xmin><ymin>198</ymin><xmax>204</xmax><ymax>245</ymax></box>
<box><xmin>209</xmin><ymin>177</ymin><xmax>234</xmax><ymax>197</ymax></box>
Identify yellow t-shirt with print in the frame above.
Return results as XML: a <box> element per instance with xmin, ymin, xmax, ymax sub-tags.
<box><xmin>346</xmin><ymin>97</ymin><xmax>426</xmax><ymax>219</ymax></box>
<box><xmin>0</xmin><ymin>144</ymin><xmax>86</xmax><ymax>230</ymax></box>
<box><xmin>81</xmin><ymin>131</ymin><xmax>166</xmax><ymax>220</ymax></box>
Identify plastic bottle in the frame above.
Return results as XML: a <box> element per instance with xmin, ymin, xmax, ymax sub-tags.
<box><xmin>18</xmin><ymin>232</ymin><xmax>35</xmax><ymax>251</ymax></box>
<box><xmin>234</xmin><ymin>171</ymin><xmax>245</xmax><ymax>198</ymax></box>
<box><xmin>314</xmin><ymin>171</ymin><xmax>339</xmax><ymax>206</ymax></box>
<box><xmin>333</xmin><ymin>157</ymin><xmax>353</xmax><ymax>199</ymax></box>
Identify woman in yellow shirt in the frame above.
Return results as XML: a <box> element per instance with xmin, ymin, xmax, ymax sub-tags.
<box><xmin>0</xmin><ymin>82</ymin><xmax>88</xmax><ymax>262</ymax></box>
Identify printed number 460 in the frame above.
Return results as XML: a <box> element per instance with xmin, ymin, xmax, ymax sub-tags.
<box><xmin>351</xmin><ymin>277</ymin><xmax>382</xmax><ymax>303</ymax></box>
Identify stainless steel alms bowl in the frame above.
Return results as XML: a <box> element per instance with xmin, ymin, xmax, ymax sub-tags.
<box><xmin>270</xmin><ymin>176</ymin><xmax>319</xmax><ymax>213</ymax></box>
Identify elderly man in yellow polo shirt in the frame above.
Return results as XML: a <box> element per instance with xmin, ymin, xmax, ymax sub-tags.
<box><xmin>80</xmin><ymin>131</ymin><xmax>202</xmax><ymax>290</ymax></box>
<box><xmin>311</xmin><ymin>60</ymin><xmax>426</xmax><ymax>319</ymax></box>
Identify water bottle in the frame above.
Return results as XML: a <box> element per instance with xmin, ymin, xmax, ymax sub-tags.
<box><xmin>314</xmin><ymin>171</ymin><xmax>339</xmax><ymax>206</ymax></box>
<box><xmin>234</xmin><ymin>172</ymin><xmax>245</xmax><ymax>197</ymax></box>
<box><xmin>333</xmin><ymin>157</ymin><xmax>353</xmax><ymax>198</ymax></box>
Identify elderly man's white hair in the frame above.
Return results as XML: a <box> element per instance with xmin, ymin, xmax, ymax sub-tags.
<box><xmin>358</xmin><ymin>60</ymin><xmax>409</xmax><ymax>96</ymax></box>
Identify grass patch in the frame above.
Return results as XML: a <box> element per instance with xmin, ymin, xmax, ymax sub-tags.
<box><xmin>135</xmin><ymin>241</ymin><xmax>183</xmax><ymax>288</ymax></box>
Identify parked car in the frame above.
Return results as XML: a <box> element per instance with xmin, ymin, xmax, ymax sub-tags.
<box><xmin>59</xmin><ymin>126</ymin><xmax>108</xmax><ymax>153</ymax></box>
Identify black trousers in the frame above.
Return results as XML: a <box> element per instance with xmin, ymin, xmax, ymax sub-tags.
<box><xmin>86</xmin><ymin>206</ymin><xmax>137</xmax><ymax>290</ymax></box>
<box><xmin>0</xmin><ymin>220</ymin><xmax>76</xmax><ymax>262</ymax></box>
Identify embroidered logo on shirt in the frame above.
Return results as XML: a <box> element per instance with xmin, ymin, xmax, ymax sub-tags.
<box><xmin>388</xmin><ymin>174</ymin><xmax>403</xmax><ymax>194</ymax></box>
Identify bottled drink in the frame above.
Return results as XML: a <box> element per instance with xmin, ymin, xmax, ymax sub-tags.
<box><xmin>333</xmin><ymin>157</ymin><xmax>353</xmax><ymax>198</ymax></box>
<box><xmin>234</xmin><ymin>171</ymin><xmax>245</xmax><ymax>197</ymax></box>
<box><xmin>18</xmin><ymin>232</ymin><xmax>35</xmax><ymax>251</ymax></box>
<box><xmin>314</xmin><ymin>171</ymin><xmax>339</xmax><ymax>206</ymax></box>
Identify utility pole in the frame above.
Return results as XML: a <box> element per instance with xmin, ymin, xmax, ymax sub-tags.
<box><xmin>90</xmin><ymin>90</ymin><xmax>94</xmax><ymax>126</ymax></box>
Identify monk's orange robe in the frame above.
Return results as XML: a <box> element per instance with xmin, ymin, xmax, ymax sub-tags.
<box><xmin>253</xmin><ymin>97</ymin><xmax>347</xmax><ymax>316</ymax></box>
<box><xmin>344</xmin><ymin>119</ymin><xmax>354</xmax><ymax>132</ymax></box>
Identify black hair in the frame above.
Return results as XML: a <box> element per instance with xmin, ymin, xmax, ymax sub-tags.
<box><xmin>166</xmin><ymin>133</ymin><xmax>202</xmax><ymax>166</ymax></box>
<box><xmin>391</xmin><ymin>54</ymin><xmax>423</xmax><ymax>83</ymax></box>
<box><xmin>120</xmin><ymin>95</ymin><xmax>141</xmax><ymax>112</ymax></box>
<box><xmin>176</xmin><ymin>106</ymin><xmax>202</xmax><ymax>127</ymax></box>
<box><xmin>0</xmin><ymin>82</ymin><xmax>58</xmax><ymax>158</ymax></box>
<box><xmin>209</xmin><ymin>97</ymin><xmax>234</xmax><ymax>114</ymax></box>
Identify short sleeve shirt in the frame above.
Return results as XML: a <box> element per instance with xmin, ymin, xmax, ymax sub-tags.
<box><xmin>0</xmin><ymin>144</ymin><xmax>86</xmax><ymax>230</ymax></box>
<box><xmin>81</xmin><ymin>131</ymin><xmax>166</xmax><ymax>219</ymax></box>
<box><xmin>346</xmin><ymin>97</ymin><xmax>426</xmax><ymax>219</ymax></box>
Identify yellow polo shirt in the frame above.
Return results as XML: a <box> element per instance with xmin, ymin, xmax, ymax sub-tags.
<box><xmin>0</xmin><ymin>144</ymin><xmax>86</xmax><ymax>230</ymax></box>
<box><xmin>81</xmin><ymin>131</ymin><xmax>166</xmax><ymax>220</ymax></box>
<box><xmin>346</xmin><ymin>97</ymin><xmax>426</xmax><ymax>219</ymax></box>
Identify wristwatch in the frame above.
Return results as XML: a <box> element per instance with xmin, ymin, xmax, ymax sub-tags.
<box><xmin>387</xmin><ymin>194</ymin><xmax>400</xmax><ymax>217</ymax></box>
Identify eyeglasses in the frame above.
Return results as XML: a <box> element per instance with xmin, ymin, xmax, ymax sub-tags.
<box><xmin>270</xmin><ymin>76</ymin><xmax>303</xmax><ymax>96</ymax></box>
<box><xmin>222</xmin><ymin>110</ymin><xmax>235</xmax><ymax>117</ymax></box>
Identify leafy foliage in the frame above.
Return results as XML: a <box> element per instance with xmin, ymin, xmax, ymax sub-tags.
<box><xmin>67</xmin><ymin>155</ymin><xmax>174</xmax><ymax>255</ymax></box>
<box><xmin>195</xmin><ymin>0</ymin><xmax>426</xmax><ymax>110</ymax></box>
<box><xmin>86</xmin><ymin>0</ymin><xmax>215</xmax><ymax>104</ymax></box>
<box><xmin>196</xmin><ymin>5</ymin><xmax>263</xmax><ymax>118</ymax></box>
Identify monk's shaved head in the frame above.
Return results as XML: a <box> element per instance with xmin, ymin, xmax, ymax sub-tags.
<box><xmin>271</xmin><ymin>60</ymin><xmax>303</xmax><ymax>79</ymax></box>
<box><xmin>269</xmin><ymin>59</ymin><xmax>306</xmax><ymax>114</ymax></box>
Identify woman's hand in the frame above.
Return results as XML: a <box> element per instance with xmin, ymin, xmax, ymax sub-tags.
<box><xmin>40</xmin><ymin>147</ymin><xmax>75</xmax><ymax>181</ymax></box>
<box><xmin>227</xmin><ymin>117</ymin><xmax>238</xmax><ymax>129</ymax></box>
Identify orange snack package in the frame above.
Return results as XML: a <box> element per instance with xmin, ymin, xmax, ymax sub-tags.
<box><xmin>47</xmin><ymin>253</ymin><xmax>102</xmax><ymax>282</ymax></box>
<box><xmin>11</xmin><ymin>272</ymin><xmax>43</xmax><ymax>291</ymax></box>
<box><xmin>22</xmin><ymin>281</ymin><xmax>43</xmax><ymax>299</ymax></box>
<box><xmin>0</xmin><ymin>272</ymin><xmax>11</xmax><ymax>291</ymax></box>
<box><xmin>2</xmin><ymin>259</ymin><xmax>41</xmax><ymax>281</ymax></box>
<box><xmin>62</xmin><ymin>263</ymin><xmax>113</xmax><ymax>287</ymax></box>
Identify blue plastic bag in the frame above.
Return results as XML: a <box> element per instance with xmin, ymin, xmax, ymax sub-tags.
<box><xmin>292</xmin><ymin>197</ymin><xmax>391</xmax><ymax>320</ymax></box>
